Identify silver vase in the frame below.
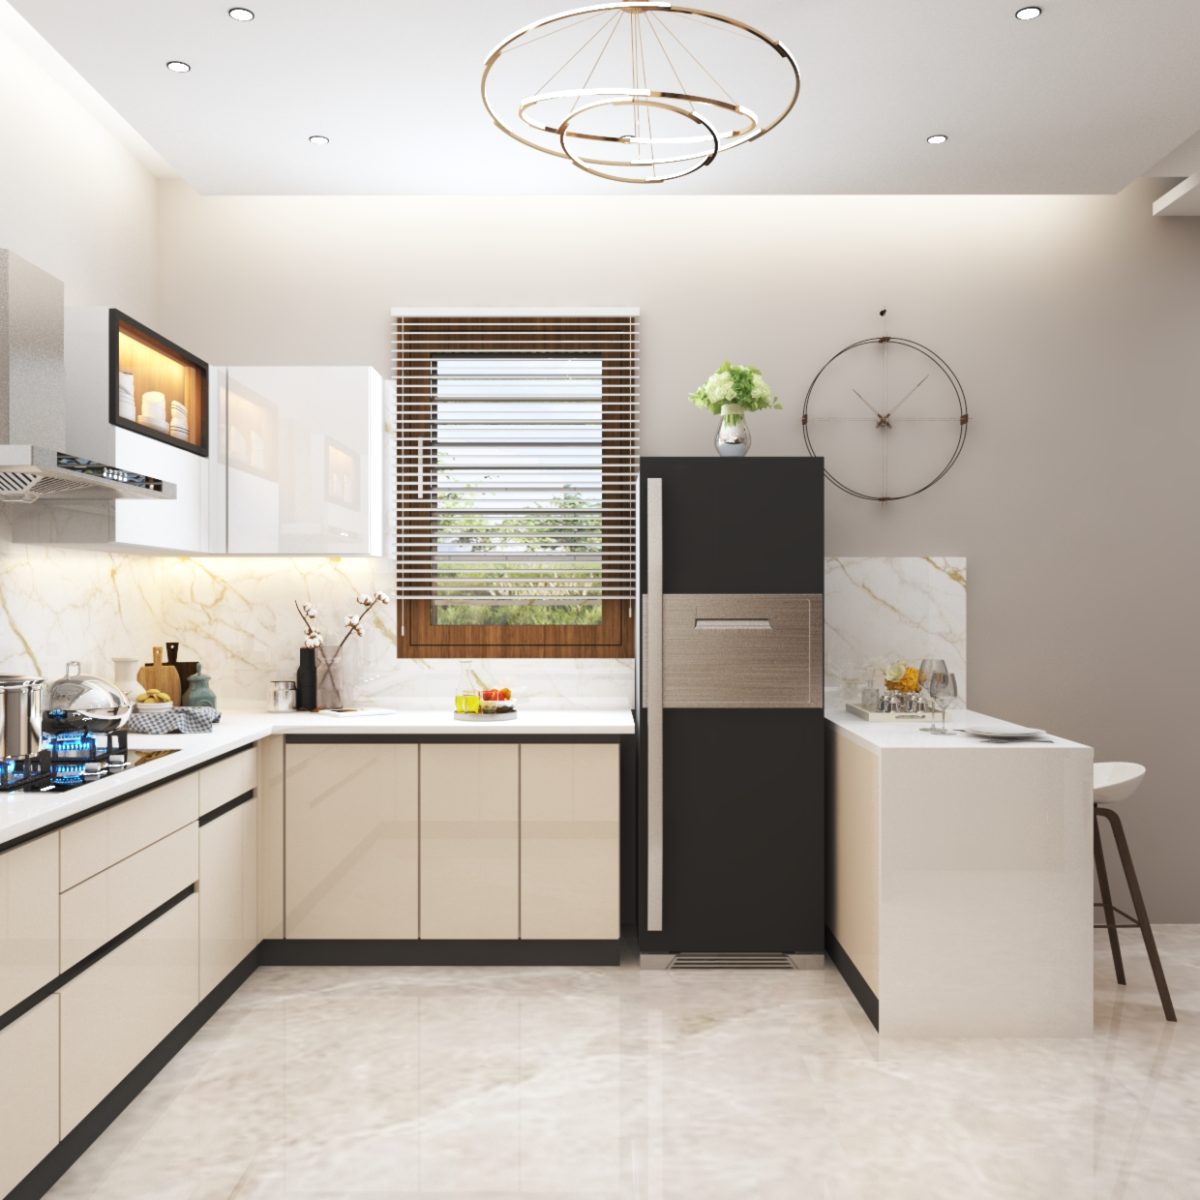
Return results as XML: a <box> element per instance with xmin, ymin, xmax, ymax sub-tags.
<box><xmin>714</xmin><ymin>404</ymin><xmax>750</xmax><ymax>457</ymax></box>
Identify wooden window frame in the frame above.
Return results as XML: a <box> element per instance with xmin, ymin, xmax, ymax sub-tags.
<box><xmin>396</xmin><ymin>318</ymin><xmax>635</xmax><ymax>659</ymax></box>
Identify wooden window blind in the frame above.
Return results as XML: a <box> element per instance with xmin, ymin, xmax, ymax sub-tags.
<box><xmin>394</xmin><ymin>310</ymin><xmax>638</xmax><ymax>657</ymax></box>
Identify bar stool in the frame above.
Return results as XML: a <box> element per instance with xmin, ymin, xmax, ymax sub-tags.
<box><xmin>1093</xmin><ymin>762</ymin><xmax>1176</xmax><ymax>1021</ymax></box>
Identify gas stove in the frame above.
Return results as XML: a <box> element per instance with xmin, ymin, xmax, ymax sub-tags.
<box><xmin>1</xmin><ymin>730</ymin><xmax>178</xmax><ymax>794</ymax></box>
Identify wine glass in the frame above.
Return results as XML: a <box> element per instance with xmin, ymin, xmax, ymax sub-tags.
<box><xmin>919</xmin><ymin>659</ymin><xmax>945</xmax><ymax>719</ymax></box>
<box><xmin>929</xmin><ymin>669</ymin><xmax>959</xmax><ymax>733</ymax></box>
<box><xmin>918</xmin><ymin>659</ymin><xmax>949</xmax><ymax>732</ymax></box>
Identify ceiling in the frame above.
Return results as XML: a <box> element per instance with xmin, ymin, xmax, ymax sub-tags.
<box><xmin>9</xmin><ymin>0</ymin><xmax>1200</xmax><ymax>196</ymax></box>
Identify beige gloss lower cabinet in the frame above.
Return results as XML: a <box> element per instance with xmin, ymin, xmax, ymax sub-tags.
<box><xmin>420</xmin><ymin>744</ymin><xmax>519</xmax><ymax>939</ymax></box>
<box><xmin>520</xmin><ymin>745</ymin><xmax>620</xmax><ymax>940</ymax></box>
<box><xmin>0</xmin><ymin>831</ymin><xmax>59</xmax><ymax>1013</ymax></box>
<box><xmin>0</xmin><ymin>996</ymin><xmax>59</xmax><ymax>1195</ymax></box>
<box><xmin>285</xmin><ymin>742</ymin><xmax>418</xmax><ymax>938</ymax></box>
<box><xmin>59</xmin><ymin>895</ymin><xmax>199</xmax><ymax>1134</ymax></box>
<box><xmin>199</xmin><ymin>799</ymin><xmax>258</xmax><ymax>995</ymax></box>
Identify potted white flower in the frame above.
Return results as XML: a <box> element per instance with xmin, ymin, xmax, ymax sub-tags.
<box><xmin>688</xmin><ymin>361</ymin><xmax>782</xmax><ymax>456</ymax></box>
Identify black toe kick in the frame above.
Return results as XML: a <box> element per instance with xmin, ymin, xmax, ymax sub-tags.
<box><xmin>258</xmin><ymin>939</ymin><xmax>621</xmax><ymax>967</ymax></box>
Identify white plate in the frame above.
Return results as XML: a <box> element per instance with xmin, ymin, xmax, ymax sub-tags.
<box><xmin>969</xmin><ymin>726</ymin><xmax>1048</xmax><ymax>741</ymax></box>
<box><xmin>453</xmin><ymin>710</ymin><xmax>518</xmax><ymax>722</ymax></box>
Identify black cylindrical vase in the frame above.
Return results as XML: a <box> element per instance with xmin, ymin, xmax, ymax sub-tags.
<box><xmin>296</xmin><ymin>647</ymin><xmax>318</xmax><ymax>711</ymax></box>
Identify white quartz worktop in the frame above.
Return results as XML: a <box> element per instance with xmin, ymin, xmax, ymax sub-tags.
<box><xmin>0</xmin><ymin>707</ymin><xmax>634</xmax><ymax>850</ymax></box>
<box><xmin>827</xmin><ymin>707</ymin><xmax>1088</xmax><ymax>753</ymax></box>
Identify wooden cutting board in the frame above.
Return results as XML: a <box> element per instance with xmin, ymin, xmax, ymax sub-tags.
<box><xmin>137</xmin><ymin>646</ymin><xmax>181</xmax><ymax>705</ymax></box>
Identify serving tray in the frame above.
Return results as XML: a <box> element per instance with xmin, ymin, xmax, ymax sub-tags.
<box><xmin>845</xmin><ymin>702</ymin><xmax>929</xmax><ymax>722</ymax></box>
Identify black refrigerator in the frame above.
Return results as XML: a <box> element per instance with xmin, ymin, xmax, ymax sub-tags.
<box><xmin>637</xmin><ymin>457</ymin><xmax>825</xmax><ymax>958</ymax></box>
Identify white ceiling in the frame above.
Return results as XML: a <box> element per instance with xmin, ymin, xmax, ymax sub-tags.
<box><xmin>10</xmin><ymin>0</ymin><xmax>1200</xmax><ymax>195</ymax></box>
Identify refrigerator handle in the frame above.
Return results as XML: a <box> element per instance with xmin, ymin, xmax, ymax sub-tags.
<box><xmin>646</xmin><ymin>477</ymin><xmax>664</xmax><ymax>933</ymax></box>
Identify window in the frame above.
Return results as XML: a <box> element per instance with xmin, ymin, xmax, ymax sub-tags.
<box><xmin>395</xmin><ymin>312</ymin><xmax>638</xmax><ymax>657</ymax></box>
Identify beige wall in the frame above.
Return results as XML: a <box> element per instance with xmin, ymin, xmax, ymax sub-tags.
<box><xmin>154</xmin><ymin>180</ymin><xmax>1200</xmax><ymax>920</ymax></box>
<box><xmin>0</xmin><ymin>11</ymin><xmax>157</xmax><ymax>315</ymax></box>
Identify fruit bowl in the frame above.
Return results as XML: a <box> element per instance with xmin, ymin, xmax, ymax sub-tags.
<box><xmin>478</xmin><ymin>698</ymin><xmax>516</xmax><ymax>715</ymax></box>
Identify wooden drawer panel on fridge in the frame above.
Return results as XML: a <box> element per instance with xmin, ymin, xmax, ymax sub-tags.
<box><xmin>420</xmin><ymin>744</ymin><xmax>519</xmax><ymax>940</ymax></box>
<box><xmin>59</xmin><ymin>895</ymin><xmax>199</xmax><ymax>1134</ymax></box>
<box><xmin>60</xmin><ymin>823</ymin><xmax>198</xmax><ymax>972</ymax></box>
<box><xmin>0</xmin><ymin>831</ymin><xmax>59</xmax><ymax>1014</ymax></box>
<box><xmin>0</xmin><ymin>996</ymin><xmax>59</xmax><ymax>1196</ymax></box>
<box><xmin>199</xmin><ymin>747</ymin><xmax>257</xmax><ymax>817</ymax></box>
<box><xmin>520</xmin><ymin>744</ymin><xmax>620</xmax><ymax>940</ymax></box>
<box><xmin>60</xmin><ymin>772</ymin><xmax>199</xmax><ymax>890</ymax></box>
<box><xmin>285</xmin><ymin>742</ymin><xmax>418</xmax><ymax>939</ymax></box>
<box><xmin>199</xmin><ymin>798</ymin><xmax>257</xmax><ymax>996</ymax></box>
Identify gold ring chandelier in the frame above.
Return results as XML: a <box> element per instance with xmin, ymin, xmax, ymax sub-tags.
<box><xmin>482</xmin><ymin>1</ymin><xmax>800</xmax><ymax>184</ymax></box>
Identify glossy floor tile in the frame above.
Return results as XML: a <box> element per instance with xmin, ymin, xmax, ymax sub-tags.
<box><xmin>46</xmin><ymin>929</ymin><xmax>1200</xmax><ymax>1199</ymax></box>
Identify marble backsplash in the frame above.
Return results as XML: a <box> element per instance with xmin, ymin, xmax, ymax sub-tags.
<box><xmin>824</xmin><ymin>556</ymin><xmax>967</xmax><ymax>706</ymax></box>
<box><xmin>1</xmin><ymin>538</ymin><xmax>963</xmax><ymax>713</ymax></box>
<box><xmin>155</xmin><ymin>555</ymin><xmax>635</xmax><ymax>710</ymax></box>
<box><xmin>0</xmin><ymin>539</ymin><xmax>161</xmax><ymax>680</ymax></box>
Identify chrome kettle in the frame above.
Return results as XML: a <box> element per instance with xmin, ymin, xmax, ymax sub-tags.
<box><xmin>43</xmin><ymin>662</ymin><xmax>130</xmax><ymax>735</ymax></box>
<box><xmin>0</xmin><ymin>675</ymin><xmax>44</xmax><ymax>759</ymax></box>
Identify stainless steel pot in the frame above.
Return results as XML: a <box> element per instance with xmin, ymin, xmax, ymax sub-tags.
<box><xmin>43</xmin><ymin>662</ymin><xmax>130</xmax><ymax>734</ymax></box>
<box><xmin>0</xmin><ymin>675</ymin><xmax>44</xmax><ymax>759</ymax></box>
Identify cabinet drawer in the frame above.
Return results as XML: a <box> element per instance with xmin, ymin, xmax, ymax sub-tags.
<box><xmin>199</xmin><ymin>748</ymin><xmax>257</xmax><ymax>817</ymax></box>
<box><xmin>60</xmin><ymin>895</ymin><xmax>198</xmax><ymax>1134</ymax></box>
<box><xmin>520</xmin><ymin>745</ymin><xmax>620</xmax><ymax>940</ymax></box>
<box><xmin>0</xmin><ymin>832</ymin><xmax>59</xmax><ymax>1014</ymax></box>
<box><xmin>199</xmin><ymin>798</ymin><xmax>257</xmax><ymax>996</ymax></box>
<box><xmin>654</xmin><ymin>593</ymin><xmax>823</xmax><ymax>709</ymax></box>
<box><xmin>0</xmin><ymin>996</ymin><xmax>59</xmax><ymax>1197</ymax></box>
<box><xmin>61</xmin><ymin>823</ymin><xmax>198</xmax><ymax>972</ymax></box>
<box><xmin>61</xmin><ymin>772</ymin><xmax>199</xmax><ymax>890</ymax></box>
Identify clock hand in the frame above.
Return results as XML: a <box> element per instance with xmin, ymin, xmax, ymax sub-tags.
<box><xmin>851</xmin><ymin>387</ymin><xmax>882</xmax><ymax>418</ymax></box>
<box><xmin>884</xmin><ymin>373</ymin><xmax>930</xmax><ymax>419</ymax></box>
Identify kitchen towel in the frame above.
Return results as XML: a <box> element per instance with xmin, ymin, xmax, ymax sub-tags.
<box><xmin>128</xmin><ymin>707</ymin><xmax>221</xmax><ymax>735</ymax></box>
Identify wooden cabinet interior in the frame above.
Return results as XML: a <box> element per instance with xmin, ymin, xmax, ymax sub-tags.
<box><xmin>111</xmin><ymin>311</ymin><xmax>208</xmax><ymax>456</ymax></box>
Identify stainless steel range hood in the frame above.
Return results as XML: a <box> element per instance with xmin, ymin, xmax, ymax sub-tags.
<box><xmin>0</xmin><ymin>250</ymin><xmax>175</xmax><ymax>503</ymax></box>
<box><xmin>0</xmin><ymin>446</ymin><xmax>172</xmax><ymax>503</ymax></box>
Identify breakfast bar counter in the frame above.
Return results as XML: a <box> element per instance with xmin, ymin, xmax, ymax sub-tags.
<box><xmin>826</xmin><ymin>708</ymin><xmax>1094</xmax><ymax>1036</ymax></box>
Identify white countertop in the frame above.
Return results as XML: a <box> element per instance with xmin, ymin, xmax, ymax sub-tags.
<box><xmin>0</xmin><ymin>707</ymin><xmax>634</xmax><ymax>850</ymax></box>
<box><xmin>827</xmin><ymin>707</ymin><xmax>1090</xmax><ymax>753</ymax></box>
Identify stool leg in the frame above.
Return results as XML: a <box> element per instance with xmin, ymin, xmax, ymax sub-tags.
<box><xmin>1094</xmin><ymin>810</ymin><xmax>1125</xmax><ymax>985</ymax></box>
<box><xmin>1096</xmin><ymin>806</ymin><xmax>1176</xmax><ymax>1022</ymax></box>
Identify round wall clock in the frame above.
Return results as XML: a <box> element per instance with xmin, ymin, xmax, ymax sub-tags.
<box><xmin>802</xmin><ymin>334</ymin><xmax>968</xmax><ymax>502</ymax></box>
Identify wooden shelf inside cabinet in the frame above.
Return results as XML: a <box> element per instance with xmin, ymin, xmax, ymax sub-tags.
<box><xmin>110</xmin><ymin>311</ymin><xmax>208</xmax><ymax>457</ymax></box>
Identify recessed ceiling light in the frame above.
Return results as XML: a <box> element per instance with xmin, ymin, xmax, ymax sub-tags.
<box><xmin>1015</xmin><ymin>6</ymin><xmax>1043</xmax><ymax>19</ymax></box>
<box><xmin>926</xmin><ymin>134</ymin><xmax>948</xmax><ymax>145</ymax></box>
<box><xmin>165</xmin><ymin>60</ymin><xmax>191</xmax><ymax>73</ymax></box>
<box><xmin>228</xmin><ymin>7</ymin><xmax>256</xmax><ymax>20</ymax></box>
<box><xmin>308</xmin><ymin>134</ymin><xmax>330</xmax><ymax>146</ymax></box>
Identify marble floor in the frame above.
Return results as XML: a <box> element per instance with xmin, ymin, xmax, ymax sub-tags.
<box><xmin>45</xmin><ymin>929</ymin><xmax>1200</xmax><ymax>1200</ymax></box>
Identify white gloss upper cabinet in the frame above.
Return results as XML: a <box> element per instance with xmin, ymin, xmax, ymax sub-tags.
<box><xmin>222</xmin><ymin>366</ymin><xmax>384</xmax><ymax>555</ymax></box>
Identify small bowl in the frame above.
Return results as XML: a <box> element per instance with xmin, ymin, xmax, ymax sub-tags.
<box><xmin>478</xmin><ymin>697</ymin><xmax>515</xmax><ymax>715</ymax></box>
<box><xmin>135</xmin><ymin>700</ymin><xmax>174</xmax><ymax>712</ymax></box>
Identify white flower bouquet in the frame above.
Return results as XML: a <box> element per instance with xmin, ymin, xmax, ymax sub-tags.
<box><xmin>688</xmin><ymin>361</ymin><xmax>782</xmax><ymax>418</ymax></box>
